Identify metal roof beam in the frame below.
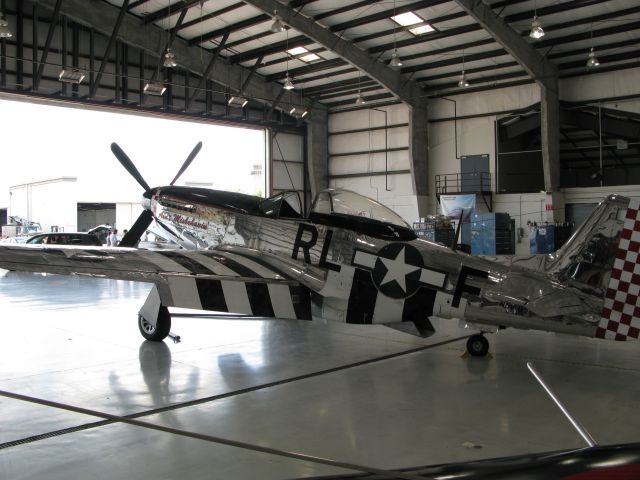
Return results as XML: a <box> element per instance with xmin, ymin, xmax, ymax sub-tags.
<box><xmin>143</xmin><ymin>0</ymin><xmax>202</xmax><ymax>25</ymax></box>
<box><xmin>34</xmin><ymin>0</ymin><xmax>320</xmax><ymax>116</ymax></box>
<box><xmin>241</xmin><ymin>0</ymin><xmax>424</xmax><ymax>105</ymax></box>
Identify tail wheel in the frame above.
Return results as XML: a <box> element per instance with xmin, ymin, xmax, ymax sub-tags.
<box><xmin>466</xmin><ymin>334</ymin><xmax>489</xmax><ymax>357</ymax></box>
<box><xmin>138</xmin><ymin>306</ymin><xmax>171</xmax><ymax>342</ymax></box>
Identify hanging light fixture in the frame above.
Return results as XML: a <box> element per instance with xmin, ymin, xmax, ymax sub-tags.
<box><xmin>270</xmin><ymin>9</ymin><xmax>285</xmax><ymax>33</ymax></box>
<box><xmin>355</xmin><ymin>72</ymin><xmax>366</xmax><ymax>105</ymax></box>
<box><xmin>586</xmin><ymin>47</ymin><xmax>600</xmax><ymax>68</ymax></box>
<box><xmin>0</xmin><ymin>12</ymin><xmax>11</xmax><ymax>38</ymax></box>
<box><xmin>283</xmin><ymin>74</ymin><xmax>295</xmax><ymax>90</ymax></box>
<box><xmin>389</xmin><ymin>0</ymin><xmax>402</xmax><ymax>69</ymax></box>
<box><xmin>144</xmin><ymin>81</ymin><xmax>166</xmax><ymax>96</ymax></box>
<box><xmin>282</xmin><ymin>29</ymin><xmax>294</xmax><ymax>90</ymax></box>
<box><xmin>163</xmin><ymin>47</ymin><xmax>177</xmax><ymax>68</ymax></box>
<box><xmin>289</xmin><ymin>106</ymin><xmax>308</xmax><ymax>118</ymax></box>
<box><xmin>58</xmin><ymin>68</ymin><xmax>86</xmax><ymax>84</ymax></box>
<box><xmin>389</xmin><ymin>50</ymin><xmax>403</xmax><ymax>68</ymax></box>
<box><xmin>529</xmin><ymin>0</ymin><xmax>544</xmax><ymax>40</ymax></box>
<box><xmin>458</xmin><ymin>49</ymin><xmax>469</xmax><ymax>88</ymax></box>
<box><xmin>586</xmin><ymin>25</ymin><xmax>600</xmax><ymax>68</ymax></box>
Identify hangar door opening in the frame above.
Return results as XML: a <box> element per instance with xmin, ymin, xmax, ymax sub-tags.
<box><xmin>0</xmin><ymin>98</ymin><xmax>267</xmax><ymax>234</ymax></box>
<box><xmin>77</xmin><ymin>203</ymin><xmax>116</xmax><ymax>232</ymax></box>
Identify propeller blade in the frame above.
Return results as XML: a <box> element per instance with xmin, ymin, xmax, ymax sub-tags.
<box><xmin>119</xmin><ymin>210</ymin><xmax>154</xmax><ymax>247</ymax></box>
<box><xmin>111</xmin><ymin>142</ymin><xmax>152</xmax><ymax>192</ymax></box>
<box><xmin>170</xmin><ymin>141</ymin><xmax>203</xmax><ymax>186</ymax></box>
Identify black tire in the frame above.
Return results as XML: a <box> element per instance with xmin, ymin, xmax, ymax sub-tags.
<box><xmin>466</xmin><ymin>334</ymin><xmax>489</xmax><ymax>357</ymax></box>
<box><xmin>138</xmin><ymin>306</ymin><xmax>171</xmax><ymax>341</ymax></box>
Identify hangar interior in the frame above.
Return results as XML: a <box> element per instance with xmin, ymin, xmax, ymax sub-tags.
<box><xmin>0</xmin><ymin>0</ymin><xmax>639</xmax><ymax>478</ymax></box>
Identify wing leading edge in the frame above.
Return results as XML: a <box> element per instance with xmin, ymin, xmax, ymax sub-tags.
<box><xmin>0</xmin><ymin>244</ymin><xmax>312</xmax><ymax>321</ymax></box>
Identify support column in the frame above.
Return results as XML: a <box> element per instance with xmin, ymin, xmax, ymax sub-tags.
<box><xmin>306</xmin><ymin>109</ymin><xmax>329</xmax><ymax>198</ymax></box>
<box><xmin>541</xmin><ymin>79</ymin><xmax>560</xmax><ymax>193</ymax></box>
<box><xmin>410</xmin><ymin>99</ymin><xmax>430</xmax><ymax>217</ymax></box>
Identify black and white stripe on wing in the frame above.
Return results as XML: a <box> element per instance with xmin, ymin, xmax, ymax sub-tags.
<box><xmin>151</xmin><ymin>250</ymin><xmax>311</xmax><ymax>320</ymax></box>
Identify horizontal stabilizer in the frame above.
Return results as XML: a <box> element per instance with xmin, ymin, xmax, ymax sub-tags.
<box><xmin>386</xmin><ymin>318</ymin><xmax>435</xmax><ymax>338</ymax></box>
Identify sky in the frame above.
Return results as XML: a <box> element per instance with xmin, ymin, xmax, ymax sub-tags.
<box><xmin>0</xmin><ymin>97</ymin><xmax>266</xmax><ymax>208</ymax></box>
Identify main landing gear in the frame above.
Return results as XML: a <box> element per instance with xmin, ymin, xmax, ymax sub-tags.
<box><xmin>466</xmin><ymin>334</ymin><xmax>489</xmax><ymax>357</ymax></box>
<box><xmin>138</xmin><ymin>305</ymin><xmax>171</xmax><ymax>342</ymax></box>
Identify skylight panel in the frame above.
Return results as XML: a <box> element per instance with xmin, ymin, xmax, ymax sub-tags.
<box><xmin>287</xmin><ymin>46</ymin><xmax>322</xmax><ymax>63</ymax></box>
<box><xmin>391</xmin><ymin>11</ymin><xmax>435</xmax><ymax>36</ymax></box>
<box><xmin>287</xmin><ymin>46</ymin><xmax>308</xmax><ymax>56</ymax></box>
<box><xmin>409</xmin><ymin>24</ymin><xmax>435</xmax><ymax>35</ymax></box>
<box><xmin>391</xmin><ymin>12</ymin><xmax>423</xmax><ymax>26</ymax></box>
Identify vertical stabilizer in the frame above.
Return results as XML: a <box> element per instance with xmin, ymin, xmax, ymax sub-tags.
<box><xmin>596</xmin><ymin>198</ymin><xmax>640</xmax><ymax>340</ymax></box>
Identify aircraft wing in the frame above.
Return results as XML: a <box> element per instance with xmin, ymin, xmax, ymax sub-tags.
<box><xmin>0</xmin><ymin>244</ymin><xmax>317</xmax><ymax>320</ymax></box>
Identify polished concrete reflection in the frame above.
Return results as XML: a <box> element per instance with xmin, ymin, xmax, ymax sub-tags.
<box><xmin>1</xmin><ymin>271</ymin><xmax>640</xmax><ymax>479</ymax></box>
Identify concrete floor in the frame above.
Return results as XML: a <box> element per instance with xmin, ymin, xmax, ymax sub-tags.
<box><xmin>1</xmin><ymin>271</ymin><xmax>640</xmax><ymax>479</ymax></box>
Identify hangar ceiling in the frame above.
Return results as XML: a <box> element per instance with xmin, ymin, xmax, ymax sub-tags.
<box><xmin>0</xmin><ymin>0</ymin><xmax>637</xmax><ymax>121</ymax></box>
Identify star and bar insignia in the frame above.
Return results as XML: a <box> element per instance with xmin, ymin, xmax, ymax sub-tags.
<box><xmin>351</xmin><ymin>243</ymin><xmax>447</xmax><ymax>299</ymax></box>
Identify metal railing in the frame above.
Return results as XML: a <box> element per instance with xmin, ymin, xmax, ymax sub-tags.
<box><xmin>435</xmin><ymin>172</ymin><xmax>492</xmax><ymax>195</ymax></box>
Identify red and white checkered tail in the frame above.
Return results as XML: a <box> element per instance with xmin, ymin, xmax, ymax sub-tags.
<box><xmin>596</xmin><ymin>198</ymin><xmax>640</xmax><ymax>341</ymax></box>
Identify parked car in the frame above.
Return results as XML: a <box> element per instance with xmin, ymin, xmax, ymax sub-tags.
<box><xmin>26</xmin><ymin>233</ymin><xmax>103</xmax><ymax>246</ymax></box>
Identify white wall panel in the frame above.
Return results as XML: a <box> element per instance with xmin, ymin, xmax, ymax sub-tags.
<box><xmin>329</xmin><ymin>150</ymin><xmax>410</xmax><ymax>176</ymax></box>
<box><xmin>328</xmin><ymin>104</ymin><xmax>418</xmax><ymax>223</ymax></box>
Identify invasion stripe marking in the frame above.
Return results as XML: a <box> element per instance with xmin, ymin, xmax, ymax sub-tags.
<box><xmin>268</xmin><ymin>284</ymin><xmax>297</xmax><ymax>319</ymax></box>
<box><xmin>167</xmin><ymin>277</ymin><xmax>203</xmax><ymax>309</ymax></box>
<box><xmin>246</xmin><ymin>284</ymin><xmax>275</xmax><ymax>317</ymax></box>
<box><xmin>208</xmin><ymin>253</ymin><xmax>259</xmax><ymax>278</ymax></box>
<box><xmin>221</xmin><ymin>281</ymin><xmax>252</xmax><ymax>314</ymax></box>
<box><xmin>159</xmin><ymin>251</ymin><xmax>217</xmax><ymax>275</ymax></box>
<box><xmin>181</xmin><ymin>251</ymin><xmax>238</xmax><ymax>276</ymax></box>
<box><xmin>142</xmin><ymin>251</ymin><xmax>192</xmax><ymax>273</ymax></box>
<box><xmin>346</xmin><ymin>268</ymin><xmax>378</xmax><ymax>324</ymax></box>
<box><xmin>372</xmin><ymin>292</ymin><xmax>404</xmax><ymax>324</ymax></box>
<box><xmin>195</xmin><ymin>279</ymin><xmax>228</xmax><ymax>312</ymax></box>
<box><xmin>221</xmin><ymin>251</ymin><xmax>280</xmax><ymax>279</ymax></box>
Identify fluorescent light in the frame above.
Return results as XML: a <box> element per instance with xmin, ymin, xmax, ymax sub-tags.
<box><xmin>289</xmin><ymin>107</ymin><xmax>308</xmax><ymax>118</ymax></box>
<box><xmin>58</xmin><ymin>68</ymin><xmax>86</xmax><ymax>84</ymax></box>
<box><xmin>143</xmin><ymin>81</ymin><xmax>166</xmax><ymax>96</ymax></box>
<box><xmin>228</xmin><ymin>95</ymin><xmax>249</xmax><ymax>107</ymax></box>
<box><xmin>391</xmin><ymin>12</ymin><xmax>423</xmax><ymax>26</ymax></box>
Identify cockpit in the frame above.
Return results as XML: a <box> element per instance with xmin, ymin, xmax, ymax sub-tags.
<box><xmin>260</xmin><ymin>188</ymin><xmax>416</xmax><ymax>241</ymax></box>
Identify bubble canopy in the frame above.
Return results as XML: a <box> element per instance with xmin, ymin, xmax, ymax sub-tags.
<box><xmin>310</xmin><ymin>189</ymin><xmax>415</xmax><ymax>240</ymax></box>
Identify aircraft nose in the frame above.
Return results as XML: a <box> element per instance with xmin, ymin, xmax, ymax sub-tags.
<box><xmin>141</xmin><ymin>187</ymin><xmax>159</xmax><ymax>209</ymax></box>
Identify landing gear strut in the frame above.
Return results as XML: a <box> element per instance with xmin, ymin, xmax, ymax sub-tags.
<box><xmin>138</xmin><ymin>305</ymin><xmax>171</xmax><ymax>342</ymax></box>
<box><xmin>466</xmin><ymin>334</ymin><xmax>489</xmax><ymax>357</ymax></box>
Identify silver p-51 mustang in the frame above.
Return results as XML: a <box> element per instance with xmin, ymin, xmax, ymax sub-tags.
<box><xmin>0</xmin><ymin>143</ymin><xmax>638</xmax><ymax>356</ymax></box>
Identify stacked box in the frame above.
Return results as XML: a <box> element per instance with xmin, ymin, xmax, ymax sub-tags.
<box><xmin>471</xmin><ymin>213</ymin><xmax>514</xmax><ymax>255</ymax></box>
